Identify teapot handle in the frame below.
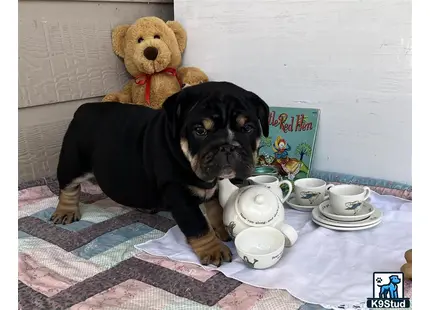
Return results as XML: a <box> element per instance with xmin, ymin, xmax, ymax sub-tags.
<box><xmin>278</xmin><ymin>179</ymin><xmax>293</xmax><ymax>203</ymax></box>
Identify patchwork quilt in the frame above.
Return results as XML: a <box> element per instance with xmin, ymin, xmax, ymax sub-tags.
<box><xmin>18</xmin><ymin>176</ymin><xmax>412</xmax><ymax>310</ymax></box>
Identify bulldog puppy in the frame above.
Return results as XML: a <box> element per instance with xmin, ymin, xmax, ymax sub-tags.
<box><xmin>50</xmin><ymin>81</ymin><xmax>269</xmax><ymax>266</ymax></box>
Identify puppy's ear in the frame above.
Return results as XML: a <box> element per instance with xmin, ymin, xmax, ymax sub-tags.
<box><xmin>248</xmin><ymin>91</ymin><xmax>270</xmax><ymax>137</ymax></box>
<box><xmin>163</xmin><ymin>91</ymin><xmax>185</xmax><ymax>138</ymax></box>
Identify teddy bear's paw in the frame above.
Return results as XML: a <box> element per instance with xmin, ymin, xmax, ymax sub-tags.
<box><xmin>401</xmin><ymin>262</ymin><xmax>412</xmax><ymax>280</ymax></box>
<box><xmin>117</xmin><ymin>94</ymin><xmax>133</xmax><ymax>104</ymax></box>
<box><xmin>182</xmin><ymin>79</ymin><xmax>208</xmax><ymax>88</ymax></box>
<box><xmin>179</xmin><ymin>68</ymin><xmax>209</xmax><ymax>86</ymax></box>
<box><xmin>102</xmin><ymin>94</ymin><xmax>120</xmax><ymax>102</ymax></box>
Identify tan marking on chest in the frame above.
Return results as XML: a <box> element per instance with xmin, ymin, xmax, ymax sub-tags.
<box><xmin>189</xmin><ymin>184</ymin><xmax>218</xmax><ymax>200</ymax></box>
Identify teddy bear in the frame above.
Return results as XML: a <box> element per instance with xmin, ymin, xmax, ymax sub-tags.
<box><xmin>102</xmin><ymin>16</ymin><xmax>208</xmax><ymax>109</ymax></box>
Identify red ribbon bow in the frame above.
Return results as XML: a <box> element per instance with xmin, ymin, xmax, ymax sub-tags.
<box><xmin>135</xmin><ymin>68</ymin><xmax>182</xmax><ymax>108</ymax></box>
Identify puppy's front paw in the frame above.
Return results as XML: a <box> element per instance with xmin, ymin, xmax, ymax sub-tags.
<box><xmin>188</xmin><ymin>231</ymin><xmax>232</xmax><ymax>267</ymax></box>
<box><xmin>50</xmin><ymin>209</ymin><xmax>81</xmax><ymax>225</ymax></box>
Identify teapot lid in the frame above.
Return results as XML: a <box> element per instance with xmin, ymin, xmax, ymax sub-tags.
<box><xmin>235</xmin><ymin>186</ymin><xmax>280</xmax><ymax>226</ymax></box>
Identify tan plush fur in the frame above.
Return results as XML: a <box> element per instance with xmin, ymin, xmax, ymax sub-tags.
<box><xmin>103</xmin><ymin>17</ymin><xmax>209</xmax><ymax>109</ymax></box>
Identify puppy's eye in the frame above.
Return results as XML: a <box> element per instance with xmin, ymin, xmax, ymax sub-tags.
<box><xmin>154</xmin><ymin>35</ymin><xmax>160</xmax><ymax>39</ymax></box>
<box><xmin>194</xmin><ymin>126</ymin><xmax>207</xmax><ymax>136</ymax></box>
<box><xmin>242</xmin><ymin>123</ymin><xmax>254</xmax><ymax>133</ymax></box>
<box><xmin>137</xmin><ymin>37</ymin><xmax>144</xmax><ymax>43</ymax></box>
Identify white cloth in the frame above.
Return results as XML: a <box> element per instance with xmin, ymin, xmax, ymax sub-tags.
<box><xmin>135</xmin><ymin>192</ymin><xmax>412</xmax><ymax>309</ymax></box>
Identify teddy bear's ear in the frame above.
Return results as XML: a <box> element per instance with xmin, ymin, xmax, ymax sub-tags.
<box><xmin>166</xmin><ymin>21</ymin><xmax>187</xmax><ymax>53</ymax></box>
<box><xmin>112</xmin><ymin>24</ymin><xmax>130</xmax><ymax>59</ymax></box>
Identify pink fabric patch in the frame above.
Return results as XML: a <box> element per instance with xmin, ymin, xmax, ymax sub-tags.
<box><xmin>95</xmin><ymin>198</ymin><xmax>133</xmax><ymax>213</ymax></box>
<box><xmin>18</xmin><ymin>186</ymin><xmax>54</xmax><ymax>208</ymax></box>
<box><xmin>80</xmin><ymin>182</ymin><xmax>103</xmax><ymax>195</ymax></box>
<box><xmin>217</xmin><ymin>283</ymin><xmax>266</xmax><ymax>309</ymax></box>
<box><xmin>404</xmin><ymin>279</ymin><xmax>412</xmax><ymax>299</ymax></box>
<box><xmin>70</xmin><ymin>279</ymin><xmax>151</xmax><ymax>310</ymax></box>
<box><xmin>96</xmin><ymin>198</ymin><xmax>121</xmax><ymax>207</ymax></box>
<box><xmin>135</xmin><ymin>252</ymin><xmax>216</xmax><ymax>282</ymax></box>
<box><xmin>370</xmin><ymin>186</ymin><xmax>412</xmax><ymax>200</ymax></box>
<box><xmin>18</xmin><ymin>253</ymin><xmax>76</xmax><ymax>297</ymax></box>
<box><xmin>96</xmin><ymin>198</ymin><xmax>132</xmax><ymax>209</ymax></box>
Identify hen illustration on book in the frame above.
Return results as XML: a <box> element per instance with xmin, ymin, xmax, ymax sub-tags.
<box><xmin>257</xmin><ymin>107</ymin><xmax>320</xmax><ymax>182</ymax></box>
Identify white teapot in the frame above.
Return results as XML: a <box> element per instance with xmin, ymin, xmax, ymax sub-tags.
<box><xmin>218</xmin><ymin>178</ymin><xmax>298</xmax><ymax>247</ymax></box>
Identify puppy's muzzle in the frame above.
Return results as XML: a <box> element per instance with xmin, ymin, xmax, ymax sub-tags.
<box><xmin>144</xmin><ymin>46</ymin><xmax>158</xmax><ymax>61</ymax></box>
<box><xmin>203</xmin><ymin>144</ymin><xmax>238</xmax><ymax>164</ymax></box>
<box><xmin>219</xmin><ymin>144</ymin><xmax>236</xmax><ymax>155</ymax></box>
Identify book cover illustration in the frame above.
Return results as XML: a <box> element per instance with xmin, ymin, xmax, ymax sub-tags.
<box><xmin>257</xmin><ymin>106</ymin><xmax>320</xmax><ymax>182</ymax></box>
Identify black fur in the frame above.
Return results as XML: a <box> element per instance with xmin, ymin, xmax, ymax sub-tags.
<box><xmin>56</xmin><ymin>81</ymin><xmax>269</xmax><ymax>239</ymax></box>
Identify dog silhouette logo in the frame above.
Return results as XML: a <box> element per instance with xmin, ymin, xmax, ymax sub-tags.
<box><xmin>376</xmin><ymin>275</ymin><xmax>401</xmax><ymax>298</ymax></box>
<box><xmin>367</xmin><ymin>272</ymin><xmax>410</xmax><ymax>308</ymax></box>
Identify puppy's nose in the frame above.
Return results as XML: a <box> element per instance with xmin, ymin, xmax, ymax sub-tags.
<box><xmin>220</xmin><ymin>145</ymin><xmax>236</xmax><ymax>154</ymax></box>
<box><xmin>144</xmin><ymin>47</ymin><xmax>158</xmax><ymax>60</ymax></box>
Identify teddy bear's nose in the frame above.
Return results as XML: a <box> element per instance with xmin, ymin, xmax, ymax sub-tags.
<box><xmin>144</xmin><ymin>47</ymin><xmax>158</xmax><ymax>61</ymax></box>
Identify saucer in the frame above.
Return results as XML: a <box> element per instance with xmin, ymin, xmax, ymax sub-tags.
<box><xmin>285</xmin><ymin>196</ymin><xmax>315</xmax><ymax>212</ymax></box>
<box><xmin>312</xmin><ymin>217</ymin><xmax>381</xmax><ymax>231</ymax></box>
<box><xmin>318</xmin><ymin>200</ymin><xmax>375</xmax><ymax>222</ymax></box>
<box><xmin>312</xmin><ymin>206</ymin><xmax>382</xmax><ymax>228</ymax></box>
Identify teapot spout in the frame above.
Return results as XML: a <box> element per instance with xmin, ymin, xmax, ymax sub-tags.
<box><xmin>218</xmin><ymin>178</ymin><xmax>239</xmax><ymax>208</ymax></box>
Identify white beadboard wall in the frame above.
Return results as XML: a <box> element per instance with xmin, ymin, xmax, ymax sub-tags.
<box><xmin>19</xmin><ymin>0</ymin><xmax>173</xmax><ymax>182</ymax></box>
<box><xmin>175</xmin><ymin>0</ymin><xmax>412</xmax><ymax>185</ymax></box>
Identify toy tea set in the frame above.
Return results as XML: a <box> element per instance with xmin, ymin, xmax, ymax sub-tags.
<box><xmin>218</xmin><ymin>172</ymin><xmax>383</xmax><ymax>270</ymax></box>
<box><xmin>285</xmin><ymin>178</ymin><xmax>383</xmax><ymax>231</ymax></box>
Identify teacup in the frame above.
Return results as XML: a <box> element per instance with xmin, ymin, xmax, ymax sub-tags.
<box><xmin>328</xmin><ymin>184</ymin><xmax>371</xmax><ymax>216</ymax></box>
<box><xmin>245</xmin><ymin>175</ymin><xmax>293</xmax><ymax>203</ymax></box>
<box><xmin>235</xmin><ymin>226</ymin><xmax>285</xmax><ymax>269</ymax></box>
<box><xmin>293</xmin><ymin>178</ymin><xmax>334</xmax><ymax>206</ymax></box>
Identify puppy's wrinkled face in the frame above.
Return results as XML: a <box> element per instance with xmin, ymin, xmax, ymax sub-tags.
<box><xmin>164</xmin><ymin>82</ymin><xmax>269</xmax><ymax>182</ymax></box>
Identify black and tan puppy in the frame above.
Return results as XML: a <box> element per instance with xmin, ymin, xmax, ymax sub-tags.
<box><xmin>51</xmin><ymin>81</ymin><xmax>269</xmax><ymax>266</ymax></box>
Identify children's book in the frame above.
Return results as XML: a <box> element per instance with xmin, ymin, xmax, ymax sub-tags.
<box><xmin>257</xmin><ymin>107</ymin><xmax>321</xmax><ymax>181</ymax></box>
